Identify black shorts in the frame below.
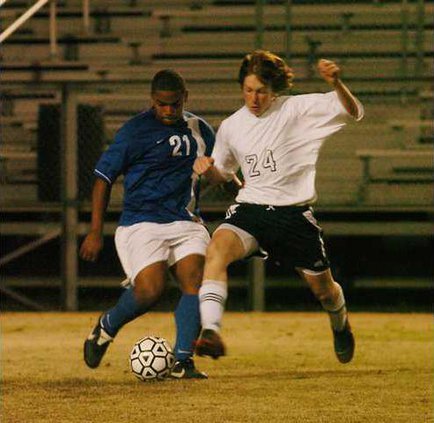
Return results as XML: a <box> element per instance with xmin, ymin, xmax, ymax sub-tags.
<box><xmin>223</xmin><ymin>203</ymin><xmax>330</xmax><ymax>272</ymax></box>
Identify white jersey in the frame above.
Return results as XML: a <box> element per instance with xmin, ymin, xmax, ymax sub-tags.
<box><xmin>212</xmin><ymin>91</ymin><xmax>364</xmax><ymax>206</ymax></box>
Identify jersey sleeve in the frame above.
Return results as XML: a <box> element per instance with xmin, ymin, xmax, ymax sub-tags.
<box><xmin>212</xmin><ymin>120</ymin><xmax>240</xmax><ymax>182</ymax></box>
<box><xmin>94</xmin><ymin>127</ymin><xmax>130</xmax><ymax>184</ymax></box>
<box><xmin>198</xmin><ymin>118</ymin><xmax>216</xmax><ymax>156</ymax></box>
<box><xmin>298</xmin><ymin>91</ymin><xmax>364</xmax><ymax>122</ymax></box>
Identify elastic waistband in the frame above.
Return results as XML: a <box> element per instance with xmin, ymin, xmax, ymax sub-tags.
<box><xmin>239</xmin><ymin>203</ymin><xmax>311</xmax><ymax>212</ymax></box>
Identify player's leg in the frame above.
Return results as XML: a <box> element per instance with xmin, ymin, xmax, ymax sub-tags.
<box><xmin>102</xmin><ymin>261</ymin><xmax>167</xmax><ymax>336</ymax></box>
<box><xmin>280</xmin><ymin>206</ymin><xmax>356</xmax><ymax>363</ymax></box>
<box><xmin>297</xmin><ymin>267</ymin><xmax>355</xmax><ymax>363</ymax></box>
<box><xmin>84</xmin><ymin>223</ymin><xmax>169</xmax><ymax>369</ymax></box>
<box><xmin>169</xmin><ymin>253</ymin><xmax>207</xmax><ymax>379</ymax></box>
<box><xmin>84</xmin><ymin>262</ymin><xmax>167</xmax><ymax>369</ymax></box>
<box><xmin>200</xmin><ymin>228</ymin><xmax>246</xmax><ymax>324</ymax></box>
<box><xmin>195</xmin><ymin>226</ymin><xmax>253</xmax><ymax>359</ymax></box>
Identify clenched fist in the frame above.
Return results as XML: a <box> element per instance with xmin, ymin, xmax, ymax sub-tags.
<box><xmin>317</xmin><ymin>59</ymin><xmax>341</xmax><ymax>85</ymax></box>
<box><xmin>193</xmin><ymin>156</ymin><xmax>215</xmax><ymax>176</ymax></box>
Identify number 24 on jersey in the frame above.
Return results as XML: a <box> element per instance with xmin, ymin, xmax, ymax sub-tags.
<box><xmin>245</xmin><ymin>149</ymin><xmax>276</xmax><ymax>177</ymax></box>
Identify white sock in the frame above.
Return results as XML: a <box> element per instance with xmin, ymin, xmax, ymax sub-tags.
<box><xmin>321</xmin><ymin>282</ymin><xmax>348</xmax><ymax>332</ymax></box>
<box><xmin>199</xmin><ymin>279</ymin><xmax>228</xmax><ymax>333</ymax></box>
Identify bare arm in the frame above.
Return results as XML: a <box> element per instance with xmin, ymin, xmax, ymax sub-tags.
<box><xmin>79</xmin><ymin>178</ymin><xmax>112</xmax><ymax>262</ymax></box>
<box><xmin>317</xmin><ymin>59</ymin><xmax>362</xmax><ymax>119</ymax></box>
<box><xmin>193</xmin><ymin>156</ymin><xmax>228</xmax><ymax>185</ymax></box>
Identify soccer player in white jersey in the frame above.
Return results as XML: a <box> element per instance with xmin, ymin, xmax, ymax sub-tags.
<box><xmin>193</xmin><ymin>50</ymin><xmax>364</xmax><ymax>363</ymax></box>
<box><xmin>80</xmin><ymin>69</ymin><xmax>215</xmax><ymax>378</ymax></box>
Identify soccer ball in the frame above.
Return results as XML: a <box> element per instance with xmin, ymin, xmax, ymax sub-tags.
<box><xmin>129</xmin><ymin>336</ymin><xmax>175</xmax><ymax>381</ymax></box>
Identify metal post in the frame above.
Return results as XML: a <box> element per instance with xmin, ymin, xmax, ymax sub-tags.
<box><xmin>61</xmin><ymin>84</ymin><xmax>79</xmax><ymax>311</ymax></box>
<box><xmin>391</xmin><ymin>123</ymin><xmax>406</xmax><ymax>148</ymax></box>
<box><xmin>255</xmin><ymin>0</ymin><xmax>264</xmax><ymax>50</ymax></box>
<box><xmin>414</xmin><ymin>0</ymin><xmax>425</xmax><ymax>77</ymax></box>
<box><xmin>358</xmin><ymin>156</ymin><xmax>370</xmax><ymax>204</ymax></box>
<box><xmin>83</xmin><ymin>0</ymin><xmax>90</xmax><ymax>34</ymax></box>
<box><xmin>400</xmin><ymin>0</ymin><xmax>409</xmax><ymax>80</ymax></box>
<box><xmin>49</xmin><ymin>0</ymin><xmax>57</xmax><ymax>59</ymax></box>
<box><xmin>284</xmin><ymin>0</ymin><xmax>292</xmax><ymax>63</ymax></box>
<box><xmin>248</xmin><ymin>257</ymin><xmax>265</xmax><ymax>311</ymax></box>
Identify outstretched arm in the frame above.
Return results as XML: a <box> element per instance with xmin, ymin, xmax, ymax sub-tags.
<box><xmin>193</xmin><ymin>156</ymin><xmax>229</xmax><ymax>185</ymax></box>
<box><xmin>79</xmin><ymin>178</ymin><xmax>112</xmax><ymax>262</ymax></box>
<box><xmin>317</xmin><ymin>59</ymin><xmax>362</xmax><ymax>119</ymax></box>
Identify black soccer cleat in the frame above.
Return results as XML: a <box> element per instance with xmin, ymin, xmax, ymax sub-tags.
<box><xmin>169</xmin><ymin>358</ymin><xmax>208</xmax><ymax>379</ymax></box>
<box><xmin>333</xmin><ymin>320</ymin><xmax>355</xmax><ymax>364</ymax></box>
<box><xmin>194</xmin><ymin>329</ymin><xmax>226</xmax><ymax>359</ymax></box>
<box><xmin>83</xmin><ymin>317</ymin><xmax>114</xmax><ymax>369</ymax></box>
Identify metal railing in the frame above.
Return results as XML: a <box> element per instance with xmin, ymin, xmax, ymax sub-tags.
<box><xmin>0</xmin><ymin>0</ymin><xmax>91</xmax><ymax>58</ymax></box>
<box><xmin>253</xmin><ymin>0</ymin><xmax>427</xmax><ymax>76</ymax></box>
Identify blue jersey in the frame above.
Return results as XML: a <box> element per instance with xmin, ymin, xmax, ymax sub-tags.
<box><xmin>94</xmin><ymin>109</ymin><xmax>215</xmax><ymax>225</ymax></box>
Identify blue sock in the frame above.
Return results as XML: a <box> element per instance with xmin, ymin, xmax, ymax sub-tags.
<box><xmin>101</xmin><ymin>287</ymin><xmax>150</xmax><ymax>338</ymax></box>
<box><xmin>174</xmin><ymin>294</ymin><xmax>201</xmax><ymax>361</ymax></box>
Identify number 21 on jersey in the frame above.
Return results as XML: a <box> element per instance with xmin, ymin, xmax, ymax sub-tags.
<box><xmin>245</xmin><ymin>149</ymin><xmax>276</xmax><ymax>177</ymax></box>
<box><xmin>169</xmin><ymin>135</ymin><xmax>191</xmax><ymax>157</ymax></box>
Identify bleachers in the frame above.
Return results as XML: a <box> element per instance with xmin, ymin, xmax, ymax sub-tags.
<box><xmin>1</xmin><ymin>0</ymin><xmax>433</xmax><ymax>212</ymax></box>
<box><xmin>1</xmin><ymin>92</ymin><xmax>431</xmax><ymax>208</ymax></box>
<box><xmin>152</xmin><ymin>3</ymin><xmax>430</xmax><ymax>29</ymax></box>
<box><xmin>2</xmin><ymin>2</ymin><xmax>432</xmax><ymax>74</ymax></box>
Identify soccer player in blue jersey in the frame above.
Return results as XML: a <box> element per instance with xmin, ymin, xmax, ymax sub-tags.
<box><xmin>79</xmin><ymin>69</ymin><xmax>214</xmax><ymax>379</ymax></box>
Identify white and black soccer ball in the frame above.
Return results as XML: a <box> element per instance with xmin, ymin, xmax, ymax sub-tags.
<box><xmin>129</xmin><ymin>336</ymin><xmax>175</xmax><ymax>381</ymax></box>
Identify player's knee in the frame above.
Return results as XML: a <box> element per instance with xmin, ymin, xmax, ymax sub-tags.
<box><xmin>314</xmin><ymin>288</ymin><xmax>335</xmax><ymax>304</ymax></box>
<box><xmin>133</xmin><ymin>280</ymin><xmax>164</xmax><ymax>306</ymax></box>
<box><xmin>311</xmin><ymin>280</ymin><xmax>340</xmax><ymax>305</ymax></box>
<box><xmin>181</xmin><ymin>283</ymin><xmax>200</xmax><ymax>295</ymax></box>
<box><xmin>180</xmin><ymin>271</ymin><xmax>202</xmax><ymax>294</ymax></box>
<box><xmin>205</xmin><ymin>240</ymin><xmax>232</xmax><ymax>268</ymax></box>
<box><xmin>300</xmin><ymin>268</ymin><xmax>337</xmax><ymax>301</ymax></box>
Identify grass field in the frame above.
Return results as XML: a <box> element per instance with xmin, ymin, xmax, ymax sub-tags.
<box><xmin>1</xmin><ymin>312</ymin><xmax>433</xmax><ymax>423</ymax></box>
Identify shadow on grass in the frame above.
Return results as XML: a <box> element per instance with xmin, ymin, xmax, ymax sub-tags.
<box><xmin>218</xmin><ymin>367</ymin><xmax>418</xmax><ymax>381</ymax></box>
<box><xmin>8</xmin><ymin>367</ymin><xmax>416</xmax><ymax>390</ymax></box>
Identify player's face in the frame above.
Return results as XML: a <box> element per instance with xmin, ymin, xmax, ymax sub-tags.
<box><xmin>242</xmin><ymin>74</ymin><xmax>276</xmax><ymax>117</ymax></box>
<box><xmin>152</xmin><ymin>90</ymin><xmax>187</xmax><ymax>125</ymax></box>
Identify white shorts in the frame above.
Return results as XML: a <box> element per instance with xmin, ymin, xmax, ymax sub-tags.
<box><xmin>115</xmin><ymin>221</ymin><xmax>210</xmax><ymax>282</ymax></box>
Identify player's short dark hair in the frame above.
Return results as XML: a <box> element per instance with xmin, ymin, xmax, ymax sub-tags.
<box><xmin>151</xmin><ymin>69</ymin><xmax>186</xmax><ymax>93</ymax></box>
<box><xmin>238</xmin><ymin>50</ymin><xmax>293</xmax><ymax>93</ymax></box>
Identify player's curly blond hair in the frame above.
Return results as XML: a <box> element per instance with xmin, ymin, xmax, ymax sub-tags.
<box><xmin>238</xmin><ymin>50</ymin><xmax>294</xmax><ymax>94</ymax></box>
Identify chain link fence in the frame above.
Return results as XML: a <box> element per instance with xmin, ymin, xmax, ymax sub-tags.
<box><xmin>36</xmin><ymin>103</ymin><xmax>104</xmax><ymax>202</ymax></box>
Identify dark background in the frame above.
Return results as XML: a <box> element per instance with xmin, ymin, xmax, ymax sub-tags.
<box><xmin>2</xmin><ymin>210</ymin><xmax>433</xmax><ymax>312</ymax></box>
